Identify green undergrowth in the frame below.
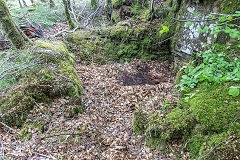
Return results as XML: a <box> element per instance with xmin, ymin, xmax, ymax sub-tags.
<box><xmin>10</xmin><ymin>4</ymin><xmax>65</xmax><ymax>28</ymax></box>
<box><xmin>67</xmin><ymin>20</ymin><xmax>174</xmax><ymax>64</ymax></box>
<box><xmin>0</xmin><ymin>40</ymin><xmax>82</xmax><ymax>127</ymax></box>
<box><xmin>133</xmin><ymin>43</ymin><xmax>240</xmax><ymax>159</ymax></box>
<box><xmin>133</xmin><ymin>84</ymin><xmax>240</xmax><ymax>159</ymax></box>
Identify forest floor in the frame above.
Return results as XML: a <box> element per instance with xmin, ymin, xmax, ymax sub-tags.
<box><xmin>1</xmin><ymin>22</ymin><xmax>179</xmax><ymax>159</ymax></box>
<box><xmin>0</xmin><ymin>59</ymin><xmax>178</xmax><ymax>159</ymax></box>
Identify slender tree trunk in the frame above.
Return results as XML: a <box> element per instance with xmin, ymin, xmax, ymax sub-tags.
<box><xmin>150</xmin><ymin>0</ymin><xmax>154</xmax><ymax>12</ymax></box>
<box><xmin>49</xmin><ymin>0</ymin><xmax>55</xmax><ymax>8</ymax></box>
<box><xmin>30</xmin><ymin>0</ymin><xmax>35</xmax><ymax>6</ymax></box>
<box><xmin>0</xmin><ymin>0</ymin><xmax>31</xmax><ymax>49</ymax></box>
<box><xmin>62</xmin><ymin>0</ymin><xmax>76</xmax><ymax>29</ymax></box>
<box><xmin>67</xmin><ymin>0</ymin><xmax>71</xmax><ymax>11</ymax></box>
<box><xmin>22</xmin><ymin>0</ymin><xmax>28</xmax><ymax>7</ymax></box>
<box><xmin>18</xmin><ymin>0</ymin><xmax>23</xmax><ymax>8</ymax></box>
<box><xmin>105</xmin><ymin>0</ymin><xmax>112</xmax><ymax>21</ymax></box>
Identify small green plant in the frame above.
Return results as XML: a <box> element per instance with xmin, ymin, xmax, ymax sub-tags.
<box><xmin>177</xmin><ymin>45</ymin><xmax>240</xmax><ymax>91</ymax></box>
<box><xmin>177</xmin><ymin>11</ymin><xmax>240</xmax><ymax>98</ymax></box>
<box><xmin>228</xmin><ymin>85</ymin><xmax>240</xmax><ymax>97</ymax></box>
<box><xmin>159</xmin><ymin>26</ymin><xmax>169</xmax><ymax>34</ymax></box>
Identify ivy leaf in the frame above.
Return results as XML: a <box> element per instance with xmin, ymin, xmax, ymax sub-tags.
<box><xmin>159</xmin><ymin>26</ymin><xmax>169</xmax><ymax>34</ymax></box>
<box><xmin>229</xmin><ymin>86</ymin><xmax>240</xmax><ymax>97</ymax></box>
<box><xmin>185</xmin><ymin>22</ymin><xmax>193</xmax><ymax>28</ymax></box>
<box><xmin>219</xmin><ymin>16</ymin><xmax>227</xmax><ymax>22</ymax></box>
<box><xmin>236</xmin><ymin>70</ymin><xmax>240</xmax><ymax>79</ymax></box>
<box><xmin>227</xmin><ymin>16</ymin><xmax>233</xmax><ymax>20</ymax></box>
<box><xmin>234</xmin><ymin>11</ymin><xmax>240</xmax><ymax>16</ymax></box>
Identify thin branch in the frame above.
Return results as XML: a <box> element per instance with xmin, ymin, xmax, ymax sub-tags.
<box><xmin>41</xmin><ymin>133</ymin><xmax>82</xmax><ymax>140</ymax></box>
<box><xmin>0</xmin><ymin>122</ymin><xmax>22</xmax><ymax>135</ymax></box>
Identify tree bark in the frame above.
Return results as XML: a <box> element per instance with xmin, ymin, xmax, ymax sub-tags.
<box><xmin>30</xmin><ymin>0</ymin><xmax>35</xmax><ymax>6</ymax></box>
<box><xmin>22</xmin><ymin>0</ymin><xmax>28</xmax><ymax>7</ymax></box>
<box><xmin>49</xmin><ymin>0</ymin><xmax>55</xmax><ymax>8</ymax></box>
<box><xmin>106</xmin><ymin>0</ymin><xmax>112</xmax><ymax>21</ymax></box>
<box><xmin>62</xmin><ymin>0</ymin><xmax>76</xmax><ymax>29</ymax></box>
<box><xmin>0</xmin><ymin>0</ymin><xmax>31</xmax><ymax>49</ymax></box>
<box><xmin>18</xmin><ymin>0</ymin><xmax>23</xmax><ymax>8</ymax></box>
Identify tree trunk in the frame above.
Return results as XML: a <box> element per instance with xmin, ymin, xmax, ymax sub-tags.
<box><xmin>22</xmin><ymin>0</ymin><xmax>28</xmax><ymax>7</ymax></box>
<box><xmin>30</xmin><ymin>0</ymin><xmax>35</xmax><ymax>6</ymax></box>
<box><xmin>0</xmin><ymin>0</ymin><xmax>31</xmax><ymax>49</ymax></box>
<box><xmin>18</xmin><ymin>0</ymin><xmax>23</xmax><ymax>8</ymax></box>
<box><xmin>49</xmin><ymin>0</ymin><xmax>55</xmax><ymax>8</ymax></box>
<box><xmin>105</xmin><ymin>0</ymin><xmax>112</xmax><ymax>21</ymax></box>
<box><xmin>62</xmin><ymin>0</ymin><xmax>76</xmax><ymax>29</ymax></box>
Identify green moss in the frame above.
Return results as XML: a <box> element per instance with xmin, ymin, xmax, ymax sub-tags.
<box><xmin>67</xmin><ymin>31</ymin><xmax>90</xmax><ymax>44</ymax></box>
<box><xmin>35</xmin><ymin>40</ymin><xmax>69</xmax><ymax>54</ymax></box>
<box><xmin>20</xmin><ymin>120</ymin><xmax>45</xmax><ymax>140</ymax></box>
<box><xmin>0</xmin><ymin>88</ymin><xmax>35</xmax><ymax>127</ymax></box>
<box><xmin>34</xmin><ymin>40</ymin><xmax>75</xmax><ymax>65</ymax></box>
<box><xmin>111</xmin><ymin>10</ymin><xmax>120</xmax><ymax>23</ymax></box>
<box><xmin>187</xmin><ymin>133</ymin><xmax>207</xmax><ymax>158</ymax></box>
<box><xmin>220</xmin><ymin>0</ymin><xmax>240</xmax><ymax>14</ymax></box>
<box><xmin>166</xmin><ymin>108</ymin><xmax>192</xmax><ymax>131</ymax></box>
<box><xmin>140</xmin><ymin>9</ymin><xmax>151</xmax><ymax>22</ymax></box>
<box><xmin>67</xmin><ymin>31</ymin><xmax>106</xmax><ymax>64</ymax></box>
<box><xmin>91</xmin><ymin>0</ymin><xmax>98</xmax><ymax>9</ymax></box>
<box><xmin>59</xmin><ymin>61</ymin><xmax>82</xmax><ymax>99</ymax></box>
<box><xmin>132</xmin><ymin>109</ymin><xmax>148</xmax><ymax>136</ymax></box>
<box><xmin>67</xmin><ymin>19</ymin><xmax>172</xmax><ymax>64</ymax></box>
<box><xmin>189</xmin><ymin>84</ymin><xmax>240</xmax><ymax>132</ymax></box>
<box><xmin>0</xmin><ymin>41</ymin><xmax>82</xmax><ymax>126</ymax></box>
<box><xmin>111</xmin><ymin>0</ymin><xmax>125</xmax><ymax>9</ymax></box>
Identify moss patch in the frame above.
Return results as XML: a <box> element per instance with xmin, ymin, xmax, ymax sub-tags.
<box><xmin>132</xmin><ymin>109</ymin><xmax>148</xmax><ymax>136</ymax></box>
<box><xmin>133</xmin><ymin>83</ymin><xmax>240</xmax><ymax>159</ymax></box>
<box><xmin>0</xmin><ymin>40</ymin><xmax>82</xmax><ymax>126</ymax></box>
<box><xmin>220</xmin><ymin>0</ymin><xmax>240</xmax><ymax>14</ymax></box>
<box><xmin>189</xmin><ymin>84</ymin><xmax>240</xmax><ymax>132</ymax></box>
<box><xmin>67</xmin><ymin>20</ymin><xmax>173</xmax><ymax>64</ymax></box>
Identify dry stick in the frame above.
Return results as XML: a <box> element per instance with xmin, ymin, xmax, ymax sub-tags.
<box><xmin>31</xmin><ymin>151</ymin><xmax>57</xmax><ymax>160</ymax></box>
<box><xmin>1</xmin><ymin>141</ymin><xmax>5</xmax><ymax>159</ymax></box>
<box><xmin>84</xmin><ymin>5</ymin><xmax>102</xmax><ymax>27</ymax></box>
<box><xmin>53</xmin><ymin>27</ymin><xmax>78</xmax><ymax>37</ymax></box>
<box><xmin>68</xmin><ymin>0</ymin><xmax>82</xmax><ymax>25</ymax></box>
<box><xmin>197</xmin><ymin>136</ymin><xmax>236</xmax><ymax>160</ymax></box>
<box><xmin>0</xmin><ymin>122</ymin><xmax>22</xmax><ymax>136</ymax></box>
<box><xmin>41</xmin><ymin>133</ymin><xmax>82</xmax><ymax>140</ymax></box>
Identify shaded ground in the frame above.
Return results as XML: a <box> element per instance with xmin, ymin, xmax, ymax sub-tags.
<box><xmin>0</xmin><ymin>59</ymin><xmax>177</xmax><ymax>159</ymax></box>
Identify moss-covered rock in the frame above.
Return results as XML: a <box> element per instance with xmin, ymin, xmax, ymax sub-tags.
<box><xmin>133</xmin><ymin>83</ymin><xmax>240</xmax><ymax>159</ymax></box>
<box><xmin>0</xmin><ymin>40</ymin><xmax>82</xmax><ymax>126</ymax></box>
<box><xmin>67</xmin><ymin>20</ymin><xmax>172</xmax><ymax>64</ymax></box>
<box><xmin>189</xmin><ymin>84</ymin><xmax>240</xmax><ymax>132</ymax></box>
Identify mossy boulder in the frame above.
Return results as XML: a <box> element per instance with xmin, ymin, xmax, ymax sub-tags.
<box><xmin>189</xmin><ymin>84</ymin><xmax>240</xmax><ymax>132</ymax></box>
<box><xmin>0</xmin><ymin>40</ymin><xmax>82</xmax><ymax>126</ymax></box>
<box><xmin>67</xmin><ymin>31</ymin><xmax>106</xmax><ymax>64</ymax></box>
<box><xmin>133</xmin><ymin>83</ymin><xmax>240</xmax><ymax>159</ymax></box>
<box><xmin>66</xmin><ymin>31</ymin><xmax>91</xmax><ymax>44</ymax></box>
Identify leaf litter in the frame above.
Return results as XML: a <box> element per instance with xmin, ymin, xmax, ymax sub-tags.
<box><xmin>0</xmin><ymin>59</ymin><xmax>177</xmax><ymax>159</ymax></box>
